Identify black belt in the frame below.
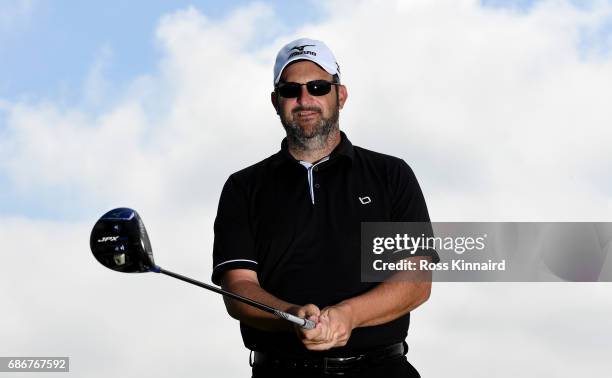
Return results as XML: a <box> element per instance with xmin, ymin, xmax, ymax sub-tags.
<box><xmin>251</xmin><ymin>342</ymin><xmax>407</xmax><ymax>375</ymax></box>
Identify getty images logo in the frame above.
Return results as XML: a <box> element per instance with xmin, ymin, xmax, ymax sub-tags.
<box><xmin>288</xmin><ymin>44</ymin><xmax>317</xmax><ymax>59</ymax></box>
<box><xmin>372</xmin><ymin>234</ymin><xmax>488</xmax><ymax>255</ymax></box>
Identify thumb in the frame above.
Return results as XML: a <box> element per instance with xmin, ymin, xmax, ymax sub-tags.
<box><xmin>297</xmin><ymin>303</ymin><xmax>321</xmax><ymax>320</ymax></box>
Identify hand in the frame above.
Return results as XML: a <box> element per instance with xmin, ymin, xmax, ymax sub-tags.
<box><xmin>290</xmin><ymin>302</ymin><xmax>356</xmax><ymax>351</ymax></box>
<box><xmin>290</xmin><ymin>303</ymin><xmax>332</xmax><ymax>350</ymax></box>
<box><xmin>317</xmin><ymin>302</ymin><xmax>355</xmax><ymax>349</ymax></box>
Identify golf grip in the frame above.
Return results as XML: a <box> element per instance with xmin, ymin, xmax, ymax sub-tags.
<box><xmin>275</xmin><ymin>311</ymin><xmax>316</xmax><ymax>330</ymax></box>
<box><xmin>156</xmin><ymin>267</ymin><xmax>315</xmax><ymax>329</ymax></box>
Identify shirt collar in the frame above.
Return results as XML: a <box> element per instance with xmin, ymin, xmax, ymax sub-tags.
<box><xmin>280</xmin><ymin>131</ymin><xmax>355</xmax><ymax>163</ymax></box>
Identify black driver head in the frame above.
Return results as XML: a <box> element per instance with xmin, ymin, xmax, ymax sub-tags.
<box><xmin>90</xmin><ymin>208</ymin><xmax>157</xmax><ymax>273</ymax></box>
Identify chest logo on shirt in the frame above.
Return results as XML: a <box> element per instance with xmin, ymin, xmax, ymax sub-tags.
<box><xmin>359</xmin><ymin>196</ymin><xmax>372</xmax><ymax>205</ymax></box>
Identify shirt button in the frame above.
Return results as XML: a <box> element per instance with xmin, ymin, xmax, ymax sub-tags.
<box><xmin>314</xmin><ymin>167</ymin><xmax>318</xmax><ymax>172</ymax></box>
<box><xmin>314</xmin><ymin>183</ymin><xmax>320</xmax><ymax>189</ymax></box>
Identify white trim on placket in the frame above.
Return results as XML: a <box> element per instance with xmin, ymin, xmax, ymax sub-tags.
<box><xmin>299</xmin><ymin>156</ymin><xmax>330</xmax><ymax>204</ymax></box>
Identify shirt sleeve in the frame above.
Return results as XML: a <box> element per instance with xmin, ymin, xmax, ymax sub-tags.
<box><xmin>211</xmin><ymin>174</ymin><xmax>258</xmax><ymax>285</ymax></box>
<box><xmin>391</xmin><ymin>159</ymin><xmax>440</xmax><ymax>264</ymax></box>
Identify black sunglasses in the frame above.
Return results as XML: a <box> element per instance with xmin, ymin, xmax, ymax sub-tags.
<box><xmin>275</xmin><ymin>80</ymin><xmax>339</xmax><ymax>98</ymax></box>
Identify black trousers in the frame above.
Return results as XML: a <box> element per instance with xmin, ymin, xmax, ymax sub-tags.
<box><xmin>251</xmin><ymin>355</ymin><xmax>420</xmax><ymax>378</ymax></box>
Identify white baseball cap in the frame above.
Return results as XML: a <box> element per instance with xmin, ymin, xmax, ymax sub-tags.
<box><xmin>273</xmin><ymin>38</ymin><xmax>341</xmax><ymax>85</ymax></box>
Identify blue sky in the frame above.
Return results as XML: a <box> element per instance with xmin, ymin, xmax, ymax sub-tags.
<box><xmin>0</xmin><ymin>0</ymin><xmax>323</xmax><ymax>103</ymax></box>
<box><xmin>1</xmin><ymin>0</ymin><xmax>610</xmax><ymax>104</ymax></box>
<box><xmin>0</xmin><ymin>0</ymin><xmax>324</xmax><ymax>220</ymax></box>
<box><xmin>1</xmin><ymin>0</ymin><xmax>611</xmax><ymax>221</ymax></box>
<box><xmin>482</xmin><ymin>0</ymin><xmax>539</xmax><ymax>10</ymax></box>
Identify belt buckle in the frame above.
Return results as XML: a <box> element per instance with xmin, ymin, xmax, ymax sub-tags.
<box><xmin>323</xmin><ymin>357</ymin><xmax>338</xmax><ymax>375</ymax></box>
<box><xmin>322</xmin><ymin>355</ymin><xmax>362</xmax><ymax>376</ymax></box>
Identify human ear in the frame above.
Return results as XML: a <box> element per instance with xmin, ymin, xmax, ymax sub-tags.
<box><xmin>338</xmin><ymin>85</ymin><xmax>348</xmax><ymax>110</ymax></box>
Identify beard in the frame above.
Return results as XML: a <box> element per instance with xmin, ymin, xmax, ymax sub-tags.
<box><xmin>280</xmin><ymin>104</ymin><xmax>340</xmax><ymax>151</ymax></box>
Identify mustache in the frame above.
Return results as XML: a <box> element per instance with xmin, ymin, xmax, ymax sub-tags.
<box><xmin>292</xmin><ymin>106</ymin><xmax>322</xmax><ymax>114</ymax></box>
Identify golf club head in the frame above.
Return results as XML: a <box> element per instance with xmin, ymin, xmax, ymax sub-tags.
<box><xmin>90</xmin><ymin>208</ymin><xmax>157</xmax><ymax>273</ymax></box>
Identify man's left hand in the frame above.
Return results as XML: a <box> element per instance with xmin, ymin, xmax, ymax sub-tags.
<box><xmin>305</xmin><ymin>302</ymin><xmax>355</xmax><ymax>350</ymax></box>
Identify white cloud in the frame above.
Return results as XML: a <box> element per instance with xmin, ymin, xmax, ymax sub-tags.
<box><xmin>412</xmin><ymin>283</ymin><xmax>612</xmax><ymax>376</ymax></box>
<box><xmin>1</xmin><ymin>0</ymin><xmax>611</xmax><ymax>377</ymax></box>
<box><xmin>83</xmin><ymin>44</ymin><xmax>114</xmax><ymax>106</ymax></box>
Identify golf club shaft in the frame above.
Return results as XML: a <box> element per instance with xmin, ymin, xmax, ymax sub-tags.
<box><xmin>156</xmin><ymin>267</ymin><xmax>315</xmax><ymax>329</ymax></box>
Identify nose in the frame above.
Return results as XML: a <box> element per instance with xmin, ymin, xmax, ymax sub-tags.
<box><xmin>296</xmin><ymin>84</ymin><xmax>315</xmax><ymax>105</ymax></box>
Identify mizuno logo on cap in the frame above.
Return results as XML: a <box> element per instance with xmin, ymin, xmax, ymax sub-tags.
<box><xmin>288</xmin><ymin>44</ymin><xmax>317</xmax><ymax>59</ymax></box>
<box><xmin>290</xmin><ymin>44</ymin><xmax>315</xmax><ymax>52</ymax></box>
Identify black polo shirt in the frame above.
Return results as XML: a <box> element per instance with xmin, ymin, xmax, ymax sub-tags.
<box><xmin>212</xmin><ymin>131</ymin><xmax>435</xmax><ymax>355</ymax></box>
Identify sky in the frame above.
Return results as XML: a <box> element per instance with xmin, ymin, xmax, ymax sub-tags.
<box><xmin>1</xmin><ymin>0</ymin><xmax>611</xmax><ymax>377</ymax></box>
<box><xmin>0</xmin><ymin>0</ymin><xmax>324</xmax><ymax>103</ymax></box>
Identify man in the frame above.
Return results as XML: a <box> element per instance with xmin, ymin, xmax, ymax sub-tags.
<box><xmin>212</xmin><ymin>38</ymin><xmax>437</xmax><ymax>377</ymax></box>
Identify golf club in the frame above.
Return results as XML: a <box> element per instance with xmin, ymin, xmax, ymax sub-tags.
<box><xmin>90</xmin><ymin>207</ymin><xmax>315</xmax><ymax>329</ymax></box>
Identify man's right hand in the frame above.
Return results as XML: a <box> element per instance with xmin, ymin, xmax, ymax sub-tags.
<box><xmin>292</xmin><ymin>304</ymin><xmax>335</xmax><ymax>350</ymax></box>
